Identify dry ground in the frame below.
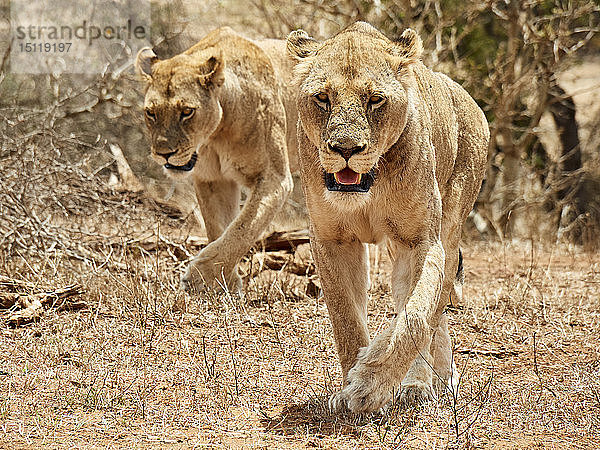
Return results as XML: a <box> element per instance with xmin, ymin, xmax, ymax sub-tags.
<box><xmin>1</xmin><ymin>234</ymin><xmax>599</xmax><ymax>449</ymax></box>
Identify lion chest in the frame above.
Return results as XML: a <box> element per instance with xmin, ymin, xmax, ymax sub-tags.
<box><xmin>193</xmin><ymin>143</ymin><xmax>256</xmax><ymax>187</ymax></box>
<box><xmin>368</xmin><ymin>196</ymin><xmax>430</xmax><ymax>247</ymax></box>
<box><xmin>327</xmin><ymin>214</ymin><xmax>422</xmax><ymax>247</ymax></box>
<box><xmin>192</xmin><ymin>147</ymin><xmax>222</xmax><ymax>181</ymax></box>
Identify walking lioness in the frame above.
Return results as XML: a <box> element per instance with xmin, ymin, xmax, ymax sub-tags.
<box><xmin>287</xmin><ymin>22</ymin><xmax>488</xmax><ymax>413</ymax></box>
<box><xmin>136</xmin><ymin>28</ymin><xmax>298</xmax><ymax>294</ymax></box>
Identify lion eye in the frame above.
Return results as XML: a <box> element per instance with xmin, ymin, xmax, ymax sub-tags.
<box><xmin>368</xmin><ymin>95</ymin><xmax>385</xmax><ymax>107</ymax></box>
<box><xmin>145</xmin><ymin>109</ymin><xmax>156</xmax><ymax>121</ymax></box>
<box><xmin>180</xmin><ymin>107</ymin><xmax>195</xmax><ymax>120</ymax></box>
<box><xmin>313</xmin><ymin>92</ymin><xmax>330</xmax><ymax>109</ymax></box>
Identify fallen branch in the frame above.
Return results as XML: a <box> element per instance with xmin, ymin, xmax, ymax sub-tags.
<box><xmin>112</xmin><ymin>229</ymin><xmax>311</xmax><ymax>260</ymax></box>
<box><xmin>455</xmin><ymin>347</ymin><xmax>520</xmax><ymax>358</ymax></box>
<box><xmin>251</xmin><ymin>251</ymin><xmax>315</xmax><ymax>277</ymax></box>
<box><xmin>1</xmin><ymin>282</ymin><xmax>85</xmax><ymax>327</ymax></box>
<box><xmin>0</xmin><ymin>275</ymin><xmax>35</xmax><ymax>293</ymax></box>
<box><xmin>257</xmin><ymin>229</ymin><xmax>310</xmax><ymax>252</ymax></box>
<box><xmin>109</xmin><ymin>143</ymin><xmax>144</xmax><ymax>193</ymax></box>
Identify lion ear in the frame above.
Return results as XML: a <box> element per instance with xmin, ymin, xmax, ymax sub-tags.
<box><xmin>198</xmin><ymin>52</ymin><xmax>225</xmax><ymax>88</ymax></box>
<box><xmin>136</xmin><ymin>47</ymin><xmax>158</xmax><ymax>81</ymax></box>
<box><xmin>287</xmin><ymin>30</ymin><xmax>320</xmax><ymax>60</ymax></box>
<box><xmin>391</xmin><ymin>28</ymin><xmax>423</xmax><ymax>65</ymax></box>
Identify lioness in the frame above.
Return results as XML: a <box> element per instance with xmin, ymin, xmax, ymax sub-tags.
<box><xmin>136</xmin><ymin>28</ymin><xmax>298</xmax><ymax>294</ymax></box>
<box><xmin>287</xmin><ymin>22</ymin><xmax>488</xmax><ymax>413</ymax></box>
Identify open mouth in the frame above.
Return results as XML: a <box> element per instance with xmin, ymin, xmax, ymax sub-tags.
<box><xmin>324</xmin><ymin>167</ymin><xmax>375</xmax><ymax>193</ymax></box>
<box><xmin>164</xmin><ymin>153</ymin><xmax>197</xmax><ymax>171</ymax></box>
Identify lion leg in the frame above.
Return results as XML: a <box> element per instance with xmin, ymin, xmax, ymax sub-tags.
<box><xmin>185</xmin><ymin>163</ymin><xmax>292</xmax><ymax>296</ymax></box>
<box><xmin>387</xmin><ymin>245</ymin><xmax>435</xmax><ymax>407</ymax></box>
<box><xmin>194</xmin><ymin>179</ymin><xmax>240</xmax><ymax>243</ymax></box>
<box><xmin>423</xmin><ymin>238</ymin><xmax>461</xmax><ymax>396</ymax></box>
<box><xmin>312</xmin><ymin>238</ymin><xmax>370</xmax><ymax>376</ymax></box>
<box><xmin>428</xmin><ymin>165</ymin><xmax>480</xmax><ymax>395</ymax></box>
<box><xmin>431</xmin><ymin>313</ymin><xmax>458</xmax><ymax>395</ymax></box>
<box><xmin>398</xmin><ymin>335</ymin><xmax>435</xmax><ymax>406</ymax></box>
<box><xmin>399</xmin><ymin>312</ymin><xmax>458</xmax><ymax>407</ymax></box>
<box><xmin>310</xmin><ymin>238</ymin><xmax>371</xmax><ymax>411</ymax></box>
<box><xmin>429</xmin><ymin>248</ymin><xmax>464</xmax><ymax>398</ymax></box>
<box><xmin>397</xmin><ymin>246</ymin><xmax>461</xmax><ymax>406</ymax></box>
<box><xmin>398</xmin><ymin>316</ymin><xmax>459</xmax><ymax>406</ymax></box>
<box><xmin>181</xmin><ymin>179</ymin><xmax>242</xmax><ymax>294</ymax></box>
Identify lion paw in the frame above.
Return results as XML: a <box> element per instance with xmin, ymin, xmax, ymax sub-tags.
<box><xmin>332</xmin><ymin>363</ymin><xmax>392</xmax><ymax>414</ymax></box>
<box><xmin>397</xmin><ymin>381</ymin><xmax>435</xmax><ymax>408</ymax></box>
<box><xmin>181</xmin><ymin>257</ymin><xmax>241</xmax><ymax>296</ymax></box>
<box><xmin>328</xmin><ymin>391</ymin><xmax>350</xmax><ymax>414</ymax></box>
<box><xmin>180</xmin><ymin>268</ymin><xmax>209</xmax><ymax>295</ymax></box>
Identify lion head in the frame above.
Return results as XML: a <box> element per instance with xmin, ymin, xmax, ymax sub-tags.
<box><xmin>287</xmin><ymin>22</ymin><xmax>423</xmax><ymax>205</ymax></box>
<box><xmin>135</xmin><ymin>47</ymin><xmax>225</xmax><ymax>178</ymax></box>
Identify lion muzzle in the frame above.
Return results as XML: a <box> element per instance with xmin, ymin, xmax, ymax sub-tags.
<box><xmin>164</xmin><ymin>152</ymin><xmax>198</xmax><ymax>171</ymax></box>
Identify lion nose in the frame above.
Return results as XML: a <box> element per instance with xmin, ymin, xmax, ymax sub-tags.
<box><xmin>328</xmin><ymin>142</ymin><xmax>366</xmax><ymax>161</ymax></box>
<box><xmin>155</xmin><ymin>149</ymin><xmax>177</xmax><ymax>161</ymax></box>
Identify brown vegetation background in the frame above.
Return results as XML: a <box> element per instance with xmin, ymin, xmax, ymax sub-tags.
<box><xmin>1</xmin><ymin>0</ymin><xmax>600</xmax><ymax>448</ymax></box>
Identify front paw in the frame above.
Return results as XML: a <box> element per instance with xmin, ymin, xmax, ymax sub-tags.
<box><xmin>328</xmin><ymin>391</ymin><xmax>350</xmax><ymax>415</ymax></box>
<box><xmin>181</xmin><ymin>252</ymin><xmax>241</xmax><ymax>296</ymax></box>
<box><xmin>398</xmin><ymin>381</ymin><xmax>435</xmax><ymax>408</ymax></box>
<box><xmin>180</xmin><ymin>266</ymin><xmax>210</xmax><ymax>295</ymax></box>
<box><xmin>332</xmin><ymin>363</ymin><xmax>393</xmax><ymax>414</ymax></box>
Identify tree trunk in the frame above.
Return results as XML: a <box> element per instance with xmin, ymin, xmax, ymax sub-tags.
<box><xmin>548</xmin><ymin>83</ymin><xmax>585</xmax><ymax>242</ymax></box>
<box><xmin>499</xmin><ymin>134</ymin><xmax>521</xmax><ymax>236</ymax></box>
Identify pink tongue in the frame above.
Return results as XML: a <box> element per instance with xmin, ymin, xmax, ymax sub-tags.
<box><xmin>335</xmin><ymin>167</ymin><xmax>361</xmax><ymax>185</ymax></box>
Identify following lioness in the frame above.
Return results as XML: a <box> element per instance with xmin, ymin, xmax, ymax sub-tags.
<box><xmin>136</xmin><ymin>27</ymin><xmax>298</xmax><ymax>294</ymax></box>
<box><xmin>287</xmin><ymin>22</ymin><xmax>489</xmax><ymax>413</ymax></box>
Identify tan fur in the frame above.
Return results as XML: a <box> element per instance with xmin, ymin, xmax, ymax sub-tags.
<box><xmin>136</xmin><ymin>28</ymin><xmax>298</xmax><ymax>294</ymax></box>
<box><xmin>288</xmin><ymin>22</ymin><xmax>489</xmax><ymax>413</ymax></box>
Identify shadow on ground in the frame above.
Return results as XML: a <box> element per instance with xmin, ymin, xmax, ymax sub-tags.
<box><xmin>259</xmin><ymin>395</ymin><xmax>367</xmax><ymax>437</ymax></box>
<box><xmin>259</xmin><ymin>394</ymin><xmax>426</xmax><ymax>440</ymax></box>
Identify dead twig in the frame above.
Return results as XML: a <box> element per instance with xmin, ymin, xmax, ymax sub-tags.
<box><xmin>2</xmin><ymin>282</ymin><xmax>85</xmax><ymax>327</ymax></box>
<box><xmin>109</xmin><ymin>143</ymin><xmax>144</xmax><ymax>193</ymax></box>
<box><xmin>533</xmin><ymin>332</ymin><xmax>557</xmax><ymax>400</ymax></box>
<box><xmin>454</xmin><ymin>348</ymin><xmax>520</xmax><ymax>358</ymax></box>
<box><xmin>258</xmin><ymin>229</ymin><xmax>310</xmax><ymax>252</ymax></box>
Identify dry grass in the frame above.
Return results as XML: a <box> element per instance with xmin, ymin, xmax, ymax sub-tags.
<box><xmin>1</xmin><ymin>227</ymin><xmax>599</xmax><ymax>448</ymax></box>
